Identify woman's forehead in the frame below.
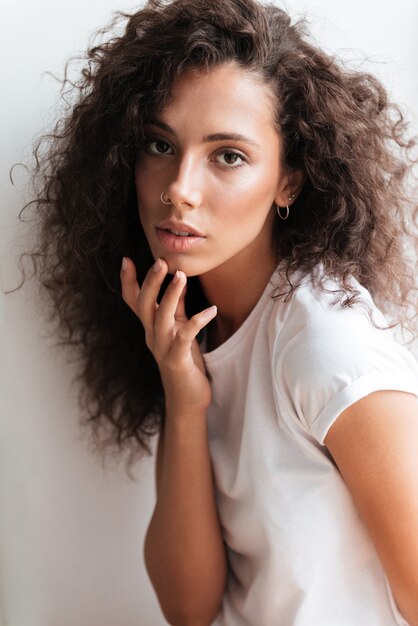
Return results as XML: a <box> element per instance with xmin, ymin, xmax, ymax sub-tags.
<box><xmin>155</xmin><ymin>64</ymin><xmax>277</xmax><ymax>137</ymax></box>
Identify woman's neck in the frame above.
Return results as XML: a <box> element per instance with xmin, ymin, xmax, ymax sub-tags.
<box><xmin>199</xmin><ymin>248</ymin><xmax>278</xmax><ymax>350</ymax></box>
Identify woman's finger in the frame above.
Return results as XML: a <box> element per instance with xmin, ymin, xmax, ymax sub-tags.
<box><xmin>168</xmin><ymin>305</ymin><xmax>217</xmax><ymax>363</ymax></box>
<box><xmin>136</xmin><ymin>258</ymin><xmax>169</xmax><ymax>329</ymax></box>
<box><xmin>154</xmin><ymin>270</ymin><xmax>187</xmax><ymax>336</ymax></box>
<box><xmin>121</xmin><ymin>257</ymin><xmax>167</xmax><ymax>330</ymax></box>
<box><xmin>120</xmin><ymin>257</ymin><xmax>140</xmax><ymax>310</ymax></box>
<box><xmin>175</xmin><ymin>279</ymin><xmax>188</xmax><ymax>322</ymax></box>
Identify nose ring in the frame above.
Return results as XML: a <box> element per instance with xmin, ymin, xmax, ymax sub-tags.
<box><xmin>160</xmin><ymin>190</ymin><xmax>172</xmax><ymax>205</ymax></box>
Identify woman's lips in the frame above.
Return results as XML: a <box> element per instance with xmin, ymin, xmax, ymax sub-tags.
<box><xmin>155</xmin><ymin>227</ymin><xmax>206</xmax><ymax>251</ymax></box>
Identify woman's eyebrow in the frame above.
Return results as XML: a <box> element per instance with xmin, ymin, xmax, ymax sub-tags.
<box><xmin>144</xmin><ymin>118</ymin><xmax>261</xmax><ymax>147</ymax></box>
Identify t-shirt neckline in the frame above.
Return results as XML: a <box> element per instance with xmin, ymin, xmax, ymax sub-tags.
<box><xmin>201</xmin><ymin>266</ymin><xmax>279</xmax><ymax>365</ymax></box>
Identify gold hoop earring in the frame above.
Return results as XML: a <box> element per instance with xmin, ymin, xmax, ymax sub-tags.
<box><xmin>160</xmin><ymin>191</ymin><xmax>172</xmax><ymax>205</ymax></box>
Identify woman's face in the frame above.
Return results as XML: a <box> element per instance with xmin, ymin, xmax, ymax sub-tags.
<box><xmin>135</xmin><ymin>62</ymin><xmax>297</xmax><ymax>277</ymax></box>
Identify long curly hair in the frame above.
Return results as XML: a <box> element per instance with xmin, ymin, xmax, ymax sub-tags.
<box><xmin>12</xmin><ymin>0</ymin><xmax>418</xmax><ymax>465</ymax></box>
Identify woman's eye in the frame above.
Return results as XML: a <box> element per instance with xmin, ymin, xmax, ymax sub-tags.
<box><xmin>145</xmin><ymin>139</ymin><xmax>173</xmax><ymax>155</ymax></box>
<box><xmin>142</xmin><ymin>139</ymin><xmax>246</xmax><ymax>169</ymax></box>
<box><xmin>215</xmin><ymin>151</ymin><xmax>247</xmax><ymax>168</ymax></box>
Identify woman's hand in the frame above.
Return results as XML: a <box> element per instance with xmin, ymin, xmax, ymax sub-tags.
<box><xmin>120</xmin><ymin>257</ymin><xmax>217</xmax><ymax>416</ymax></box>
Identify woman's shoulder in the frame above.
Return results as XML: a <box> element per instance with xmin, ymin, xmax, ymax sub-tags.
<box><xmin>268</xmin><ymin>261</ymin><xmax>418</xmax><ymax>382</ymax></box>
<box><xmin>267</xmin><ymin>262</ymin><xmax>418</xmax><ymax>444</ymax></box>
<box><xmin>268</xmin><ymin>261</ymin><xmax>387</xmax><ymax>339</ymax></box>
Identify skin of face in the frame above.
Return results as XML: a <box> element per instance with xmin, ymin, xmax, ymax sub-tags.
<box><xmin>135</xmin><ymin>62</ymin><xmax>301</xmax><ymax>285</ymax></box>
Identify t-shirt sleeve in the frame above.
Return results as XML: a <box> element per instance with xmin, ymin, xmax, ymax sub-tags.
<box><xmin>273</xmin><ymin>286</ymin><xmax>418</xmax><ymax>446</ymax></box>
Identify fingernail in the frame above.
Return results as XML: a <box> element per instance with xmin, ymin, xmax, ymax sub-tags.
<box><xmin>172</xmin><ymin>270</ymin><xmax>181</xmax><ymax>285</ymax></box>
<box><xmin>204</xmin><ymin>305</ymin><xmax>217</xmax><ymax>318</ymax></box>
<box><xmin>153</xmin><ymin>259</ymin><xmax>162</xmax><ymax>273</ymax></box>
<box><xmin>121</xmin><ymin>257</ymin><xmax>128</xmax><ymax>271</ymax></box>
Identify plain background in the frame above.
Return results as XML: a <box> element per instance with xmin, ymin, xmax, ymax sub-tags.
<box><xmin>1</xmin><ymin>1</ymin><xmax>417</xmax><ymax>625</ymax></box>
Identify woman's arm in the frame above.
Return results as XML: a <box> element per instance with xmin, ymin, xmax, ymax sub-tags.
<box><xmin>324</xmin><ymin>389</ymin><xmax>418</xmax><ymax>626</ymax></box>
<box><xmin>144</xmin><ymin>411</ymin><xmax>227</xmax><ymax>626</ymax></box>
<box><xmin>120</xmin><ymin>257</ymin><xmax>227</xmax><ymax>626</ymax></box>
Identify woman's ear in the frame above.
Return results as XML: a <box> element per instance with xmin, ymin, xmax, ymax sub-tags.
<box><xmin>275</xmin><ymin>168</ymin><xmax>305</xmax><ymax>207</ymax></box>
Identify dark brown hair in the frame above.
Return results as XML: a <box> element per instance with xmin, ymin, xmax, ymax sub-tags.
<box><xmin>12</xmin><ymin>0</ymin><xmax>418</xmax><ymax>467</ymax></box>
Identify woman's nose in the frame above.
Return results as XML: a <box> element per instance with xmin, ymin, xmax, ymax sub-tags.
<box><xmin>164</xmin><ymin>156</ymin><xmax>203</xmax><ymax>209</ymax></box>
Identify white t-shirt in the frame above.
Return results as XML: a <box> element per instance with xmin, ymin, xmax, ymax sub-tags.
<box><xmin>201</xmin><ymin>264</ymin><xmax>418</xmax><ymax>626</ymax></box>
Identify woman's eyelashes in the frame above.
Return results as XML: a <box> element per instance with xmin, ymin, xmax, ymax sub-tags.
<box><xmin>145</xmin><ymin>138</ymin><xmax>173</xmax><ymax>156</ymax></box>
<box><xmin>143</xmin><ymin>137</ymin><xmax>248</xmax><ymax>169</ymax></box>
<box><xmin>216</xmin><ymin>152</ymin><xmax>247</xmax><ymax>168</ymax></box>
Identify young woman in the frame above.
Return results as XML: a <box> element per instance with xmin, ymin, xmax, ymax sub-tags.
<box><xmin>20</xmin><ymin>0</ymin><xmax>418</xmax><ymax>624</ymax></box>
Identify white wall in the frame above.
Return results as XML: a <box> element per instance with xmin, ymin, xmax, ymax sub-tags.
<box><xmin>1</xmin><ymin>1</ymin><xmax>417</xmax><ymax>625</ymax></box>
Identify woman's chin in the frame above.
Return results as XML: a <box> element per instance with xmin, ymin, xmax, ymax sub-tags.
<box><xmin>153</xmin><ymin>255</ymin><xmax>202</xmax><ymax>278</ymax></box>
